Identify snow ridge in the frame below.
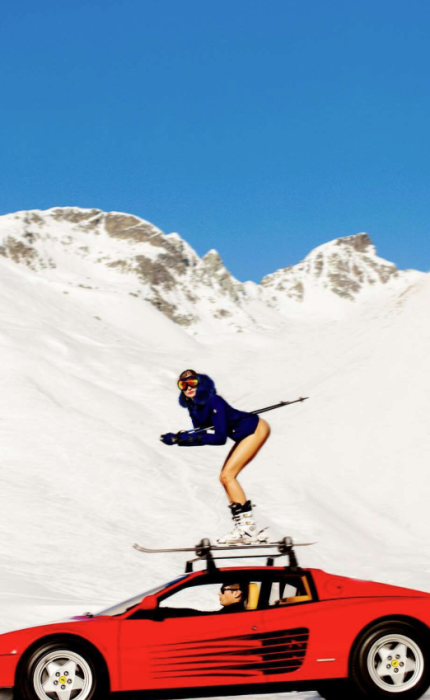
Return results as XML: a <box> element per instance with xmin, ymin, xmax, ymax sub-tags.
<box><xmin>0</xmin><ymin>207</ymin><xmax>424</xmax><ymax>333</ymax></box>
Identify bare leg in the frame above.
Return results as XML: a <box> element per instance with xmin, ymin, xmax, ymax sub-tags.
<box><xmin>219</xmin><ymin>418</ymin><xmax>270</xmax><ymax>504</ymax></box>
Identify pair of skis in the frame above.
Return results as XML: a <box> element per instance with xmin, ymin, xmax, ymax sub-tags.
<box><xmin>133</xmin><ymin>537</ymin><xmax>314</xmax><ymax>572</ymax></box>
<box><xmin>134</xmin><ymin>537</ymin><xmax>314</xmax><ymax>555</ymax></box>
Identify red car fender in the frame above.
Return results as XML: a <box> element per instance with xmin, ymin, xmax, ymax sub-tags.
<box><xmin>302</xmin><ymin>595</ymin><xmax>430</xmax><ymax>678</ymax></box>
<box><xmin>0</xmin><ymin>618</ymin><xmax>122</xmax><ymax>692</ymax></box>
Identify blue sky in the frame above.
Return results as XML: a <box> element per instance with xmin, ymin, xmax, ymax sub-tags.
<box><xmin>1</xmin><ymin>0</ymin><xmax>429</xmax><ymax>281</ymax></box>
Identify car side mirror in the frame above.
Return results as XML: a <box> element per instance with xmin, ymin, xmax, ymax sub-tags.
<box><xmin>140</xmin><ymin>594</ymin><xmax>158</xmax><ymax>611</ymax></box>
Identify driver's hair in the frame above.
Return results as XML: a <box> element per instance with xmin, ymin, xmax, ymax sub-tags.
<box><xmin>228</xmin><ymin>582</ymin><xmax>247</xmax><ymax>604</ymax></box>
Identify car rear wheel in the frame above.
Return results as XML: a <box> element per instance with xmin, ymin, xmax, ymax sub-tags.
<box><xmin>18</xmin><ymin>641</ymin><xmax>107</xmax><ymax>700</ymax></box>
<box><xmin>317</xmin><ymin>679</ymin><xmax>361</xmax><ymax>699</ymax></box>
<box><xmin>351</xmin><ymin>621</ymin><xmax>430</xmax><ymax>699</ymax></box>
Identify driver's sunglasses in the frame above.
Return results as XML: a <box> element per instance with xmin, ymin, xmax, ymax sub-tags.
<box><xmin>178</xmin><ymin>377</ymin><xmax>199</xmax><ymax>391</ymax></box>
<box><xmin>220</xmin><ymin>585</ymin><xmax>237</xmax><ymax>594</ymax></box>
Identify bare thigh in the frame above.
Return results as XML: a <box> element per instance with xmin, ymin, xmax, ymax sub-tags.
<box><xmin>221</xmin><ymin>418</ymin><xmax>270</xmax><ymax>478</ymax></box>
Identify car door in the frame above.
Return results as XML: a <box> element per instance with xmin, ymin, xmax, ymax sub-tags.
<box><xmin>258</xmin><ymin>572</ymin><xmax>317</xmax><ymax>682</ymax></box>
<box><xmin>119</xmin><ymin>579</ymin><xmax>267</xmax><ymax>691</ymax></box>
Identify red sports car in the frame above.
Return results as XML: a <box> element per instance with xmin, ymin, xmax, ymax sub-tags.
<box><xmin>1</xmin><ymin>550</ymin><xmax>430</xmax><ymax>700</ymax></box>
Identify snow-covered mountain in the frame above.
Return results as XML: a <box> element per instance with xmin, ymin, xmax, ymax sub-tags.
<box><xmin>260</xmin><ymin>232</ymin><xmax>417</xmax><ymax>307</ymax></box>
<box><xmin>0</xmin><ymin>205</ymin><xmax>429</xmax><ymax>700</ymax></box>
<box><xmin>0</xmin><ymin>208</ymin><xmax>424</xmax><ymax>332</ymax></box>
<box><xmin>0</xmin><ymin>208</ymin><xmax>250</xmax><ymax>332</ymax></box>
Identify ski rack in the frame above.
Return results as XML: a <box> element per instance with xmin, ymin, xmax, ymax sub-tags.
<box><xmin>186</xmin><ymin>537</ymin><xmax>302</xmax><ymax>573</ymax></box>
<box><xmin>134</xmin><ymin>537</ymin><xmax>313</xmax><ymax>573</ymax></box>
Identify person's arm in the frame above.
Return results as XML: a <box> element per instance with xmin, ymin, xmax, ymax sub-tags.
<box><xmin>177</xmin><ymin>396</ymin><xmax>228</xmax><ymax>446</ymax></box>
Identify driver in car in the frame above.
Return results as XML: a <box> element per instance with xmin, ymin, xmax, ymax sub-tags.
<box><xmin>218</xmin><ymin>583</ymin><xmax>246</xmax><ymax>613</ymax></box>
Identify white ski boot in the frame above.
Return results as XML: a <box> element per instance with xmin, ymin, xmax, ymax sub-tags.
<box><xmin>216</xmin><ymin>502</ymin><xmax>243</xmax><ymax>544</ymax></box>
<box><xmin>217</xmin><ymin>501</ymin><xmax>269</xmax><ymax>545</ymax></box>
<box><xmin>237</xmin><ymin>501</ymin><xmax>269</xmax><ymax>543</ymax></box>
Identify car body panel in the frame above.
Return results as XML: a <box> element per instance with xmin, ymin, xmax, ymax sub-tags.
<box><xmin>311</xmin><ymin>569</ymin><xmax>430</xmax><ymax>601</ymax></box>
<box><xmin>119</xmin><ymin>608</ymin><xmax>265</xmax><ymax>690</ymax></box>
<box><xmin>261</xmin><ymin>595</ymin><xmax>430</xmax><ymax>682</ymax></box>
<box><xmin>0</xmin><ymin>618</ymin><xmax>122</xmax><ymax>691</ymax></box>
<box><xmin>1</xmin><ymin>567</ymin><xmax>429</xmax><ymax>695</ymax></box>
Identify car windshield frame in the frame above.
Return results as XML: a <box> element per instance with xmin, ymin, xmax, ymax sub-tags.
<box><xmin>95</xmin><ymin>575</ymin><xmax>187</xmax><ymax>617</ymax></box>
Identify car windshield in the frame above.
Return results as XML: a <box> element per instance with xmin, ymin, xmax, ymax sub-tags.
<box><xmin>95</xmin><ymin>576</ymin><xmax>187</xmax><ymax>617</ymax></box>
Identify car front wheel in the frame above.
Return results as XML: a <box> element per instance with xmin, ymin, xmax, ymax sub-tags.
<box><xmin>18</xmin><ymin>641</ymin><xmax>106</xmax><ymax>700</ymax></box>
<box><xmin>351</xmin><ymin>621</ymin><xmax>430</xmax><ymax>699</ymax></box>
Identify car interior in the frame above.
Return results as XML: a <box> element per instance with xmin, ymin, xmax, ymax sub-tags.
<box><xmin>144</xmin><ymin>572</ymin><xmax>314</xmax><ymax>618</ymax></box>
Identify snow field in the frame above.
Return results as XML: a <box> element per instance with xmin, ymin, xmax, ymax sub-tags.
<box><xmin>0</xmin><ymin>250</ymin><xmax>429</xmax><ymax>700</ymax></box>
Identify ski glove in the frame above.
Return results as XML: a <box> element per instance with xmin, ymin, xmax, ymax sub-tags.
<box><xmin>177</xmin><ymin>433</ymin><xmax>204</xmax><ymax>446</ymax></box>
<box><xmin>161</xmin><ymin>432</ymin><xmax>179</xmax><ymax>445</ymax></box>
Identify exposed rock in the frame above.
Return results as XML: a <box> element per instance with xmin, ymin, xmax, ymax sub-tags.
<box><xmin>202</xmin><ymin>249</ymin><xmax>224</xmax><ymax>273</ymax></box>
<box><xmin>290</xmin><ymin>281</ymin><xmax>304</xmax><ymax>301</ymax></box>
<box><xmin>51</xmin><ymin>208</ymin><xmax>102</xmax><ymax>225</ymax></box>
<box><xmin>107</xmin><ymin>260</ymin><xmax>132</xmax><ymax>273</ymax></box>
<box><xmin>352</xmin><ymin>264</ymin><xmax>364</xmax><ymax>282</ymax></box>
<box><xmin>336</xmin><ymin>233</ymin><xmax>373</xmax><ymax>253</ymax></box>
<box><xmin>328</xmin><ymin>273</ymin><xmax>362</xmax><ymax>300</ymax></box>
<box><xmin>314</xmin><ymin>253</ymin><xmax>324</xmax><ymax>277</ymax></box>
<box><xmin>213</xmin><ymin>309</ymin><xmax>232</xmax><ymax>319</ymax></box>
<box><xmin>165</xmin><ymin>236</ymin><xmax>199</xmax><ymax>273</ymax></box>
<box><xmin>147</xmin><ymin>292</ymin><xmax>196</xmax><ymax>326</ymax></box>
<box><xmin>173</xmin><ymin>313</ymin><xmax>197</xmax><ymax>327</ymax></box>
<box><xmin>1</xmin><ymin>237</ymin><xmax>39</xmax><ymax>268</ymax></box>
<box><xmin>24</xmin><ymin>212</ymin><xmax>45</xmax><ymax>227</ymax></box>
<box><xmin>135</xmin><ymin>255</ymin><xmax>176</xmax><ymax>291</ymax></box>
<box><xmin>185</xmin><ymin>291</ymin><xmax>199</xmax><ymax>304</ymax></box>
<box><xmin>158</xmin><ymin>250</ymin><xmax>189</xmax><ymax>277</ymax></box>
<box><xmin>104</xmin><ymin>213</ymin><xmax>164</xmax><ymax>246</ymax></box>
<box><xmin>199</xmin><ymin>250</ymin><xmax>244</xmax><ymax>304</ymax></box>
<box><xmin>362</xmin><ymin>255</ymin><xmax>397</xmax><ymax>283</ymax></box>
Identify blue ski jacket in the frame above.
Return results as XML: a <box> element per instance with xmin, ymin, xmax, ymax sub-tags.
<box><xmin>177</xmin><ymin>374</ymin><xmax>259</xmax><ymax>446</ymax></box>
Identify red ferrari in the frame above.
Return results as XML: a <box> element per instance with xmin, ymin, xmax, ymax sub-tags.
<box><xmin>1</xmin><ymin>547</ymin><xmax>430</xmax><ymax>700</ymax></box>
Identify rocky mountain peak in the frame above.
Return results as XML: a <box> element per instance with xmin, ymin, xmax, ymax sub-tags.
<box><xmin>0</xmin><ymin>207</ymin><xmax>249</xmax><ymax>330</ymax></box>
<box><xmin>335</xmin><ymin>232</ymin><xmax>374</xmax><ymax>253</ymax></box>
<box><xmin>261</xmin><ymin>232</ymin><xmax>401</xmax><ymax>304</ymax></box>
<box><xmin>198</xmin><ymin>249</ymin><xmax>243</xmax><ymax>305</ymax></box>
<box><xmin>202</xmin><ymin>248</ymin><xmax>224</xmax><ymax>271</ymax></box>
<box><xmin>0</xmin><ymin>207</ymin><xmax>421</xmax><ymax>331</ymax></box>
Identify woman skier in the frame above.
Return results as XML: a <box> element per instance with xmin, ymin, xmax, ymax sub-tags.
<box><xmin>161</xmin><ymin>369</ymin><xmax>271</xmax><ymax>544</ymax></box>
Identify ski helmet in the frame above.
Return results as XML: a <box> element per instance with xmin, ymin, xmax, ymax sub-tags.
<box><xmin>178</xmin><ymin>369</ymin><xmax>197</xmax><ymax>380</ymax></box>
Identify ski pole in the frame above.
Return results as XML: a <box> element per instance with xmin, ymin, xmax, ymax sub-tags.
<box><xmin>181</xmin><ymin>397</ymin><xmax>309</xmax><ymax>436</ymax></box>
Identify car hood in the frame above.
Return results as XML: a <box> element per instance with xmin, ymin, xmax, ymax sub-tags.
<box><xmin>312</xmin><ymin>569</ymin><xmax>430</xmax><ymax>601</ymax></box>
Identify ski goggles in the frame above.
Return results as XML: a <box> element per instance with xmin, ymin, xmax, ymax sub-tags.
<box><xmin>177</xmin><ymin>377</ymin><xmax>199</xmax><ymax>391</ymax></box>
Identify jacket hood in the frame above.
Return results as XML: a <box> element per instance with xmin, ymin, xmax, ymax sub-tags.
<box><xmin>179</xmin><ymin>374</ymin><xmax>216</xmax><ymax>408</ymax></box>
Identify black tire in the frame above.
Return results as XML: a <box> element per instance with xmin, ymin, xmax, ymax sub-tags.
<box><xmin>17</xmin><ymin>639</ymin><xmax>108</xmax><ymax>700</ymax></box>
<box><xmin>350</xmin><ymin>620</ymin><xmax>430</xmax><ymax>699</ymax></box>
<box><xmin>317</xmin><ymin>679</ymin><xmax>361</xmax><ymax>699</ymax></box>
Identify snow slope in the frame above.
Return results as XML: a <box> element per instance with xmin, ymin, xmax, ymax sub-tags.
<box><xmin>0</xmin><ymin>228</ymin><xmax>429</xmax><ymax>699</ymax></box>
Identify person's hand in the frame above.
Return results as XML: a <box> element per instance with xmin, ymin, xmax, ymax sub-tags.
<box><xmin>160</xmin><ymin>432</ymin><xmax>179</xmax><ymax>445</ymax></box>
